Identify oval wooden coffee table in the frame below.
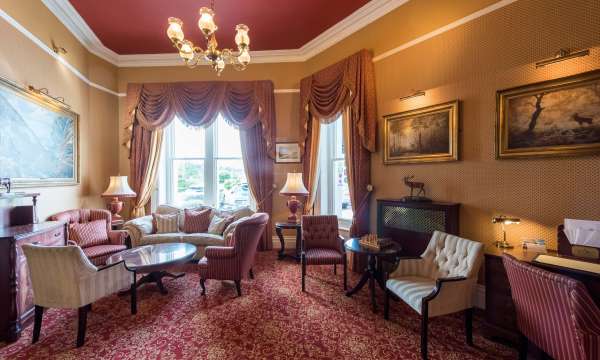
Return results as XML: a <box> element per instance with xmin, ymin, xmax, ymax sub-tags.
<box><xmin>107</xmin><ymin>243</ymin><xmax>196</xmax><ymax>314</ymax></box>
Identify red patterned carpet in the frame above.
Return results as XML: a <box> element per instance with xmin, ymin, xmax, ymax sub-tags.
<box><xmin>0</xmin><ymin>251</ymin><xmax>516</xmax><ymax>359</ymax></box>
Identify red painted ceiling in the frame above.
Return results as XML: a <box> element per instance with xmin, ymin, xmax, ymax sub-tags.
<box><xmin>68</xmin><ymin>0</ymin><xmax>371</xmax><ymax>54</ymax></box>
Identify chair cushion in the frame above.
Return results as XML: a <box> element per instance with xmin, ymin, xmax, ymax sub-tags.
<box><xmin>183</xmin><ymin>208</ymin><xmax>212</xmax><ymax>233</ymax></box>
<box><xmin>304</xmin><ymin>248</ymin><xmax>343</xmax><ymax>265</ymax></box>
<box><xmin>70</xmin><ymin>219</ymin><xmax>109</xmax><ymax>248</ymax></box>
<box><xmin>386</xmin><ymin>276</ymin><xmax>436</xmax><ymax>315</ymax></box>
<box><xmin>153</xmin><ymin>213</ymin><xmax>179</xmax><ymax>233</ymax></box>
<box><xmin>83</xmin><ymin>244</ymin><xmax>127</xmax><ymax>266</ymax></box>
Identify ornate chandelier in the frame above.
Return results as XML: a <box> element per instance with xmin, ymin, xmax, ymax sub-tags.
<box><xmin>166</xmin><ymin>1</ymin><xmax>251</xmax><ymax>76</ymax></box>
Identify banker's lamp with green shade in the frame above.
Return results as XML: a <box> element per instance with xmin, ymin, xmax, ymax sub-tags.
<box><xmin>492</xmin><ymin>215</ymin><xmax>520</xmax><ymax>249</ymax></box>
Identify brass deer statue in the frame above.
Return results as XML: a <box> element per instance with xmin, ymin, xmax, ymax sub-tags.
<box><xmin>403</xmin><ymin>176</ymin><xmax>425</xmax><ymax>198</ymax></box>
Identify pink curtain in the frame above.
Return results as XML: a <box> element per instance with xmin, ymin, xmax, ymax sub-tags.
<box><xmin>299</xmin><ymin>49</ymin><xmax>377</xmax><ymax>237</ymax></box>
<box><xmin>128</xmin><ymin>81</ymin><xmax>275</xmax><ymax>250</ymax></box>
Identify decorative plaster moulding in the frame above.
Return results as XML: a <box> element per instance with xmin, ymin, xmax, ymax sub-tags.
<box><xmin>41</xmin><ymin>0</ymin><xmax>410</xmax><ymax>67</ymax></box>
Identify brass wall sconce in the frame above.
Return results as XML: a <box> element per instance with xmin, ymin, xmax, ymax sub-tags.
<box><xmin>492</xmin><ymin>215</ymin><xmax>521</xmax><ymax>249</ymax></box>
<box><xmin>51</xmin><ymin>40</ymin><xmax>67</xmax><ymax>55</ymax></box>
<box><xmin>535</xmin><ymin>48</ymin><xmax>590</xmax><ymax>68</ymax></box>
<box><xmin>399</xmin><ymin>90</ymin><xmax>426</xmax><ymax>101</ymax></box>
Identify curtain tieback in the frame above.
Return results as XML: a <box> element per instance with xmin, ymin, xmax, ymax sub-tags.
<box><xmin>254</xmin><ymin>185</ymin><xmax>276</xmax><ymax>211</ymax></box>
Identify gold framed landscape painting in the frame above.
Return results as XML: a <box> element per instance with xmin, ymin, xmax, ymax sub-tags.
<box><xmin>0</xmin><ymin>77</ymin><xmax>79</xmax><ymax>187</ymax></box>
<box><xmin>497</xmin><ymin>70</ymin><xmax>600</xmax><ymax>159</ymax></box>
<box><xmin>383</xmin><ymin>100</ymin><xmax>459</xmax><ymax>164</ymax></box>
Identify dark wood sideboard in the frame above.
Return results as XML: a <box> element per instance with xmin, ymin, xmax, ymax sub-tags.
<box><xmin>376</xmin><ymin>199</ymin><xmax>459</xmax><ymax>256</ymax></box>
<box><xmin>0</xmin><ymin>221</ymin><xmax>67</xmax><ymax>342</ymax></box>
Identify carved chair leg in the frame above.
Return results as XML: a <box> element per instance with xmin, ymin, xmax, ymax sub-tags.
<box><xmin>32</xmin><ymin>305</ymin><xmax>43</xmax><ymax>344</ymax></box>
<box><xmin>234</xmin><ymin>280</ymin><xmax>242</xmax><ymax>297</ymax></box>
<box><xmin>421</xmin><ymin>303</ymin><xmax>429</xmax><ymax>360</ymax></box>
<box><xmin>130</xmin><ymin>279</ymin><xmax>137</xmax><ymax>315</ymax></box>
<box><xmin>249</xmin><ymin>268</ymin><xmax>254</xmax><ymax>279</ymax></box>
<box><xmin>199</xmin><ymin>278</ymin><xmax>206</xmax><ymax>296</ymax></box>
<box><xmin>384</xmin><ymin>290</ymin><xmax>390</xmax><ymax>320</ymax></box>
<box><xmin>334</xmin><ymin>264</ymin><xmax>337</xmax><ymax>275</ymax></box>
<box><xmin>76</xmin><ymin>305</ymin><xmax>89</xmax><ymax>348</ymax></box>
<box><xmin>343</xmin><ymin>258</ymin><xmax>347</xmax><ymax>291</ymax></box>
<box><xmin>465</xmin><ymin>308</ymin><xmax>473</xmax><ymax>346</ymax></box>
<box><xmin>518</xmin><ymin>333</ymin><xmax>528</xmax><ymax>360</ymax></box>
<box><xmin>301</xmin><ymin>256</ymin><xmax>306</xmax><ymax>292</ymax></box>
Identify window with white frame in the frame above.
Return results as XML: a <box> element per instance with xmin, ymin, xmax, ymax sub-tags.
<box><xmin>157</xmin><ymin>115</ymin><xmax>251</xmax><ymax>210</ymax></box>
<box><xmin>318</xmin><ymin>116</ymin><xmax>353</xmax><ymax>228</ymax></box>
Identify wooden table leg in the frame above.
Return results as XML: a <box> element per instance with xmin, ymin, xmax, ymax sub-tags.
<box><xmin>276</xmin><ymin>227</ymin><xmax>286</xmax><ymax>259</ymax></box>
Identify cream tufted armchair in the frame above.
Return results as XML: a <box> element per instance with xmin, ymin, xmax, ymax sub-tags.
<box><xmin>22</xmin><ymin>244</ymin><xmax>134</xmax><ymax>347</ymax></box>
<box><xmin>384</xmin><ymin>231</ymin><xmax>484</xmax><ymax>359</ymax></box>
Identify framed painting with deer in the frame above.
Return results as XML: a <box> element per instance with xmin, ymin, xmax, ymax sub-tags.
<box><xmin>383</xmin><ymin>100</ymin><xmax>459</xmax><ymax>164</ymax></box>
<box><xmin>497</xmin><ymin>69</ymin><xmax>600</xmax><ymax>159</ymax></box>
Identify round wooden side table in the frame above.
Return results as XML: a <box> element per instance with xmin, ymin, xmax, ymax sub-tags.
<box><xmin>275</xmin><ymin>222</ymin><xmax>301</xmax><ymax>261</ymax></box>
<box><xmin>344</xmin><ymin>238</ymin><xmax>401</xmax><ymax>312</ymax></box>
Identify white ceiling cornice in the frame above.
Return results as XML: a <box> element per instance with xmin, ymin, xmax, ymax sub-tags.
<box><xmin>42</xmin><ymin>0</ymin><xmax>410</xmax><ymax>67</ymax></box>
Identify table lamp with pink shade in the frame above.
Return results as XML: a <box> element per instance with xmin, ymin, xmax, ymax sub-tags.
<box><xmin>280</xmin><ymin>173</ymin><xmax>309</xmax><ymax>224</ymax></box>
<box><xmin>102</xmin><ymin>176</ymin><xmax>136</xmax><ymax>221</ymax></box>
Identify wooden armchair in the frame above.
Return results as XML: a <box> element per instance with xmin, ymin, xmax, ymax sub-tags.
<box><xmin>300</xmin><ymin>215</ymin><xmax>347</xmax><ymax>292</ymax></box>
<box><xmin>22</xmin><ymin>244</ymin><xmax>134</xmax><ymax>347</ymax></box>
<box><xmin>384</xmin><ymin>231</ymin><xmax>483</xmax><ymax>359</ymax></box>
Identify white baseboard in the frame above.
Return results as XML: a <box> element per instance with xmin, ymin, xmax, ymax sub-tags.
<box><xmin>272</xmin><ymin>236</ymin><xmax>296</xmax><ymax>250</ymax></box>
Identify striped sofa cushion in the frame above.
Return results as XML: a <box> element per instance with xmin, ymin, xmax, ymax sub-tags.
<box><xmin>183</xmin><ymin>208</ymin><xmax>212</xmax><ymax>233</ymax></box>
<box><xmin>70</xmin><ymin>219</ymin><xmax>109</xmax><ymax>248</ymax></box>
<box><xmin>152</xmin><ymin>213</ymin><xmax>179</xmax><ymax>234</ymax></box>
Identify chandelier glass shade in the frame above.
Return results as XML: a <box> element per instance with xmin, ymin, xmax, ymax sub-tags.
<box><xmin>166</xmin><ymin>3</ymin><xmax>251</xmax><ymax>76</ymax></box>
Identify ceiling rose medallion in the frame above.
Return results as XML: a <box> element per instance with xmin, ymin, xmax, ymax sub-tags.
<box><xmin>166</xmin><ymin>0</ymin><xmax>251</xmax><ymax>75</ymax></box>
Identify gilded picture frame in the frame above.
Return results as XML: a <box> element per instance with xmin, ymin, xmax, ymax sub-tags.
<box><xmin>275</xmin><ymin>142</ymin><xmax>301</xmax><ymax>163</ymax></box>
<box><xmin>383</xmin><ymin>100</ymin><xmax>459</xmax><ymax>164</ymax></box>
<box><xmin>496</xmin><ymin>70</ymin><xmax>600</xmax><ymax>159</ymax></box>
<box><xmin>0</xmin><ymin>77</ymin><xmax>79</xmax><ymax>187</ymax></box>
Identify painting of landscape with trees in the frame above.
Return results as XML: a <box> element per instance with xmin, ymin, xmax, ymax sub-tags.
<box><xmin>497</xmin><ymin>70</ymin><xmax>600</xmax><ymax>158</ymax></box>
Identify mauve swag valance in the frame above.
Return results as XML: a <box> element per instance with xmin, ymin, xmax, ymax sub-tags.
<box><xmin>127</xmin><ymin>80</ymin><xmax>275</xmax><ymax>155</ymax></box>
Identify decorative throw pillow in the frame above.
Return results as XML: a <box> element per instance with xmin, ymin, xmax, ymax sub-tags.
<box><xmin>183</xmin><ymin>208</ymin><xmax>212</xmax><ymax>233</ymax></box>
<box><xmin>208</xmin><ymin>214</ymin><xmax>235</xmax><ymax>235</ymax></box>
<box><xmin>70</xmin><ymin>220</ymin><xmax>108</xmax><ymax>248</ymax></box>
<box><xmin>222</xmin><ymin>216</ymin><xmax>249</xmax><ymax>241</ymax></box>
<box><xmin>152</xmin><ymin>213</ymin><xmax>179</xmax><ymax>234</ymax></box>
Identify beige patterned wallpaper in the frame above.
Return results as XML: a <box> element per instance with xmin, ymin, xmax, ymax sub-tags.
<box><xmin>370</xmin><ymin>0</ymin><xmax>600</xmax><ymax>250</ymax></box>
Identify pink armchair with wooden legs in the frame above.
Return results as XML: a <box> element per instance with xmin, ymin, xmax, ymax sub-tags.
<box><xmin>503</xmin><ymin>254</ymin><xmax>600</xmax><ymax>360</ymax></box>
<box><xmin>49</xmin><ymin>209</ymin><xmax>128</xmax><ymax>266</ymax></box>
<box><xmin>198</xmin><ymin>213</ymin><xmax>269</xmax><ymax>297</ymax></box>
<box><xmin>301</xmin><ymin>215</ymin><xmax>347</xmax><ymax>292</ymax></box>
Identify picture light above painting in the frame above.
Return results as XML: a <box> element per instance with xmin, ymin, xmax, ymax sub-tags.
<box><xmin>496</xmin><ymin>69</ymin><xmax>600</xmax><ymax>159</ymax></box>
<box><xmin>383</xmin><ymin>100</ymin><xmax>459</xmax><ymax>165</ymax></box>
<box><xmin>0</xmin><ymin>77</ymin><xmax>79</xmax><ymax>187</ymax></box>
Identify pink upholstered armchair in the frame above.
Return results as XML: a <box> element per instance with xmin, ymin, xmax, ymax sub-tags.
<box><xmin>503</xmin><ymin>254</ymin><xmax>600</xmax><ymax>360</ymax></box>
<box><xmin>301</xmin><ymin>215</ymin><xmax>347</xmax><ymax>292</ymax></box>
<box><xmin>198</xmin><ymin>213</ymin><xmax>269</xmax><ymax>297</ymax></box>
<box><xmin>49</xmin><ymin>209</ymin><xmax>128</xmax><ymax>266</ymax></box>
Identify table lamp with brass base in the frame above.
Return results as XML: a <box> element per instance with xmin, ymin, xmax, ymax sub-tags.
<box><xmin>492</xmin><ymin>215</ymin><xmax>520</xmax><ymax>249</ymax></box>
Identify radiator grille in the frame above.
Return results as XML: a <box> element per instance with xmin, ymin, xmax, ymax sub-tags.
<box><xmin>382</xmin><ymin>206</ymin><xmax>446</xmax><ymax>233</ymax></box>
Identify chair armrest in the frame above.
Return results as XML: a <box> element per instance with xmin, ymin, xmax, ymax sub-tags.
<box><xmin>205</xmin><ymin>246</ymin><xmax>236</xmax><ymax>259</ymax></box>
<box><xmin>85</xmin><ymin>261</ymin><xmax>133</xmax><ymax>301</ymax></box>
<box><xmin>122</xmin><ymin>215</ymin><xmax>153</xmax><ymax>247</ymax></box>
<box><xmin>423</xmin><ymin>276</ymin><xmax>468</xmax><ymax>303</ymax></box>
<box><xmin>108</xmin><ymin>230</ymin><xmax>128</xmax><ymax>246</ymax></box>
<box><xmin>389</xmin><ymin>257</ymin><xmax>425</xmax><ymax>278</ymax></box>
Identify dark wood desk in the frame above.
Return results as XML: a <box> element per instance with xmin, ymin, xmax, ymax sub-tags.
<box><xmin>484</xmin><ymin>246</ymin><xmax>600</xmax><ymax>345</ymax></box>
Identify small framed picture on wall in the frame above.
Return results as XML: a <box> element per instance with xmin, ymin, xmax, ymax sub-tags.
<box><xmin>275</xmin><ymin>143</ymin><xmax>301</xmax><ymax>163</ymax></box>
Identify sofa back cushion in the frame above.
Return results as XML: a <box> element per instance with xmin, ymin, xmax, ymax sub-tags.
<box><xmin>208</xmin><ymin>214</ymin><xmax>235</xmax><ymax>235</ymax></box>
<box><xmin>70</xmin><ymin>219</ymin><xmax>109</xmax><ymax>248</ymax></box>
<box><xmin>153</xmin><ymin>213</ymin><xmax>179</xmax><ymax>234</ymax></box>
<box><xmin>183</xmin><ymin>208</ymin><xmax>212</xmax><ymax>233</ymax></box>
